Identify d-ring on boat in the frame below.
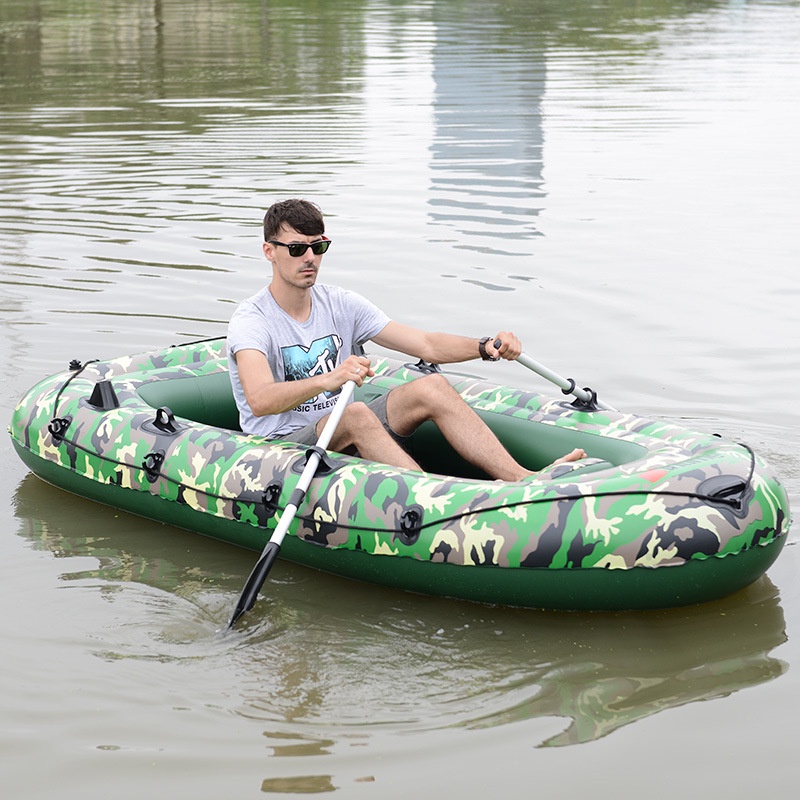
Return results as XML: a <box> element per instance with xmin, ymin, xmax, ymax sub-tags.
<box><xmin>8</xmin><ymin>338</ymin><xmax>790</xmax><ymax>611</ymax></box>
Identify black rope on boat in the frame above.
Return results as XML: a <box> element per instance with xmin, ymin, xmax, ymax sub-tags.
<box><xmin>49</xmin><ymin>359</ymin><xmax>101</xmax><ymax>438</ymax></box>
<box><xmin>46</xmin><ymin>429</ymin><xmax>761</xmax><ymax>537</ymax></box>
<box><xmin>740</xmin><ymin>442</ymin><xmax>757</xmax><ymax>487</ymax></box>
<box><xmin>52</xmin><ymin>358</ymin><xmax>100</xmax><ymax>420</ymax></box>
<box><xmin>49</xmin><ymin>362</ymin><xmax>91</xmax><ymax>442</ymax></box>
<box><xmin>171</xmin><ymin>335</ymin><xmax>226</xmax><ymax>348</ymax></box>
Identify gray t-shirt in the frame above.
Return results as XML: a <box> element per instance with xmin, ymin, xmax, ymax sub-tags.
<box><xmin>227</xmin><ymin>283</ymin><xmax>390</xmax><ymax>438</ymax></box>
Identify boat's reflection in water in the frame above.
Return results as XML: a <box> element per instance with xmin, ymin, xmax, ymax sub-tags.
<box><xmin>15</xmin><ymin>473</ymin><xmax>787</xmax><ymax>748</ymax></box>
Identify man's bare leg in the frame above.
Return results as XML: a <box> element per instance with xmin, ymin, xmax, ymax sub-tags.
<box><xmin>320</xmin><ymin>402</ymin><xmax>422</xmax><ymax>470</ymax></box>
<box><xmin>384</xmin><ymin>374</ymin><xmax>584</xmax><ymax>481</ymax></box>
<box><xmin>318</xmin><ymin>380</ymin><xmax>584</xmax><ymax>479</ymax></box>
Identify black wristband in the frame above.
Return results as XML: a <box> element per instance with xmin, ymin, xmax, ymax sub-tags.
<box><xmin>478</xmin><ymin>336</ymin><xmax>499</xmax><ymax>361</ymax></box>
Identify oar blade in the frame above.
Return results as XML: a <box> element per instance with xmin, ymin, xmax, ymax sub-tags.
<box><xmin>227</xmin><ymin>540</ymin><xmax>281</xmax><ymax>629</ymax></box>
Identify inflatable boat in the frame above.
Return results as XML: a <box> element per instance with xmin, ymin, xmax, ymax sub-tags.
<box><xmin>8</xmin><ymin>338</ymin><xmax>790</xmax><ymax>611</ymax></box>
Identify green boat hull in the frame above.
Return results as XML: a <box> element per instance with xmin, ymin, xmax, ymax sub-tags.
<box><xmin>9</xmin><ymin>339</ymin><xmax>791</xmax><ymax>610</ymax></box>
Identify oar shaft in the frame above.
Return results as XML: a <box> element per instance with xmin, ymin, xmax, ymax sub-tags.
<box><xmin>515</xmin><ymin>352</ymin><xmax>614</xmax><ymax>411</ymax></box>
<box><xmin>311</xmin><ymin>379</ymin><xmax>356</xmax><ymax>450</ymax></box>
<box><xmin>268</xmin><ymin>380</ymin><xmax>356</xmax><ymax>550</ymax></box>
<box><xmin>227</xmin><ymin>380</ymin><xmax>356</xmax><ymax>628</ymax></box>
<box><xmin>516</xmin><ymin>353</ymin><xmax>580</xmax><ymax>396</ymax></box>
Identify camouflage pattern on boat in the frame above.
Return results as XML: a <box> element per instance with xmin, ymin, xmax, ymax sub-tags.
<box><xmin>8</xmin><ymin>338</ymin><xmax>791</xmax><ymax>610</ymax></box>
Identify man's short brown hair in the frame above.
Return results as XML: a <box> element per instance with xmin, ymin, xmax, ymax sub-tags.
<box><xmin>263</xmin><ymin>199</ymin><xmax>325</xmax><ymax>242</ymax></box>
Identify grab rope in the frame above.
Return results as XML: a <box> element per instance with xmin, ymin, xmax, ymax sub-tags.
<box><xmin>52</xmin><ymin>359</ymin><xmax>99</xmax><ymax>419</ymax></box>
<box><xmin>46</xmin><ymin>422</ymin><xmax>759</xmax><ymax>537</ymax></box>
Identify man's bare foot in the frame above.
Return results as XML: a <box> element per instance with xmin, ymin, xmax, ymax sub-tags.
<box><xmin>546</xmin><ymin>448</ymin><xmax>586</xmax><ymax>469</ymax></box>
<box><xmin>496</xmin><ymin>448</ymin><xmax>587</xmax><ymax>482</ymax></box>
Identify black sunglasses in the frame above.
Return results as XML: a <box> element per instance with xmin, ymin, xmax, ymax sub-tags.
<box><xmin>268</xmin><ymin>239</ymin><xmax>331</xmax><ymax>258</ymax></box>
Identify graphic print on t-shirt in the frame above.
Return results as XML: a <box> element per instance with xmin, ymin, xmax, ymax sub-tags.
<box><xmin>281</xmin><ymin>334</ymin><xmax>343</xmax><ymax>398</ymax></box>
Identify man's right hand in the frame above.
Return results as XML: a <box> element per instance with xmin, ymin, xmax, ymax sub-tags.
<box><xmin>330</xmin><ymin>354</ymin><xmax>373</xmax><ymax>389</ymax></box>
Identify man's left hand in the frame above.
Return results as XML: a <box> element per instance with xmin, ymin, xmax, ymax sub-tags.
<box><xmin>491</xmin><ymin>331</ymin><xmax>523</xmax><ymax>360</ymax></box>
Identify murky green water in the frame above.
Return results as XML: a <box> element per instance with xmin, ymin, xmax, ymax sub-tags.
<box><xmin>2</xmin><ymin>1</ymin><xmax>799</xmax><ymax>797</ymax></box>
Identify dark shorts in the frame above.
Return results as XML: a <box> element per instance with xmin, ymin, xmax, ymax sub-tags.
<box><xmin>277</xmin><ymin>391</ymin><xmax>410</xmax><ymax>450</ymax></box>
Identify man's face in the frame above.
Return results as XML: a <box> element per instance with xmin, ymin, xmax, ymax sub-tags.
<box><xmin>263</xmin><ymin>223</ymin><xmax>329</xmax><ymax>290</ymax></box>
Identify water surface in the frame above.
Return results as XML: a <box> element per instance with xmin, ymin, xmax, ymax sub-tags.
<box><xmin>2</xmin><ymin>1</ymin><xmax>799</xmax><ymax>797</ymax></box>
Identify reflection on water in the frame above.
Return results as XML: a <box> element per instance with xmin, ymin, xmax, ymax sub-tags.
<box><xmin>2</xmin><ymin>0</ymin><xmax>799</xmax><ymax>793</ymax></box>
<box><xmin>428</xmin><ymin>17</ymin><xmax>546</xmax><ymax>258</ymax></box>
<box><xmin>14</xmin><ymin>474</ymin><xmax>788</xmax><ymax>748</ymax></box>
<box><xmin>2</xmin><ymin>0</ymin><xmax>767</xmax><ymax>324</ymax></box>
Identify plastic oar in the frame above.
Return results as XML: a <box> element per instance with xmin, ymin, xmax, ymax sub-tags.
<box><xmin>514</xmin><ymin>351</ymin><xmax>615</xmax><ymax>412</ymax></box>
<box><xmin>227</xmin><ymin>380</ymin><xmax>357</xmax><ymax>629</ymax></box>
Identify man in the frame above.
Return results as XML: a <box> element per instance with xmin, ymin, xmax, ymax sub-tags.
<box><xmin>227</xmin><ymin>199</ymin><xmax>583</xmax><ymax>480</ymax></box>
